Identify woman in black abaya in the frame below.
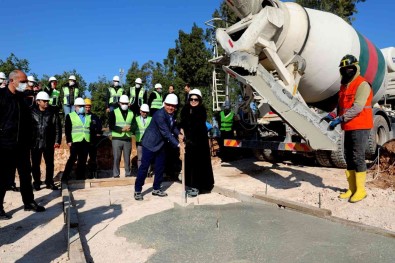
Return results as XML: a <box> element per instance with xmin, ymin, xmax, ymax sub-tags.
<box><xmin>180</xmin><ymin>89</ymin><xmax>214</xmax><ymax>195</ymax></box>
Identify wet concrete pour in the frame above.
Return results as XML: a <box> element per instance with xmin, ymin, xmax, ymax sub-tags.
<box><xmin>116</xmin><ymin>202</ymin><xmax>395</xmax><ymax>263</ymax></box>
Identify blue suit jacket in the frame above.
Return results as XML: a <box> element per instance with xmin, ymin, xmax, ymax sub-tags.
<box><xmin>141</xmin><ymin>108</ymin><xmax>180</xmax><ymax>152</ymax></box>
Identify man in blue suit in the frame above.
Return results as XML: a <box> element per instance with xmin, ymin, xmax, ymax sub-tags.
<box><xmin>134</xmin><ymin>94</ymin><xmax>181</xmax><ymax>200</ymax></box>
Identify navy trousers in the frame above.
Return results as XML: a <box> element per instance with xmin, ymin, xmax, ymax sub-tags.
<box><xmin>135</xmin><ymin>146</ymin><xmax>165</xmax><ymax>192</ymax></box>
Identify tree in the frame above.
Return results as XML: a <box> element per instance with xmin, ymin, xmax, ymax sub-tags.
<box><xmin>295</xmin><ymin>0</ymin><xmax>366</xmax><ymax>24</ymax></box>
<box><xmin>0</xmin><ymin>53</ymin><xmax>30</xmax><ymax>76</ymax></box>
<box><xmin>89</xmin><ymin>76</ymin><xmax>110</xmax><ymax>126</ymax></box>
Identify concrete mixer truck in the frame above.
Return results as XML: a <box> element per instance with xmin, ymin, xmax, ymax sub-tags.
<box><xmin>212</xmin><ymin>0</ymin><xmax>395</xmax><ymax>168</ymax></box>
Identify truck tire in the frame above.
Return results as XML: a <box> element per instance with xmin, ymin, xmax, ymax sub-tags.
<box><xmin>252</xmin><ymin>149</ymin><xmax>265</xmax><ymax>161</ymax></box>
<box><xmin>330</xmin><ymin>135</ymin><xmax>347</xmax><ymax>168</ymax></box>
<box><xmin>366</xmin><ymin>115</ymin><xmax>390</xmax><ymax>160</ymax></box>
<box><xmin>315</xmin><ymin>150</ymin><xmax>332</xmax><ymax>167</ymax></box>
<box><xmin>252</xmin><ymin>149</ymin><xmax>278</xmax><ymax>162</ymax></box>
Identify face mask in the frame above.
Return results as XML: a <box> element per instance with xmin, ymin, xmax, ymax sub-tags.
<box><xmin>0</xmin><ymin>79</ymin><xmax>4</xmax><ymax>84</ymax></box>
<box><xmin>120</xmin><ymin>104</ymin><xmax>129</xmax><ymax>111</ymax></box>
<box><xmin>69</xmin><ymin>81</ymin><xmax>75</xmax><ymax>86</ymax></box>
<box><xmin>136</xmin><ymin>84</ymin><xmax>141</xmax><ymax>88</ymax></box>
<box><xmin>78</xmin><ymin>107</ymin><xmax>85</xmax><ymax>114</ymax></box>
<box><xmin>340</xmin><ymin>66</ymin><xmax>356</xmax><ymax>84</ymax></box>
<box><xmin>157</xmin><ymin>89</ymin><xmax>162</xmax><ymax>93</ymax></box>
<box><xmin>28</xmin><ymin>82</ymin><xmax>34</xmax><ymax>87</ymax></box>
<box><xmin>16</xmin><ymin>82</ymin><xmax>27</xmax><ymax>92</ymax></box>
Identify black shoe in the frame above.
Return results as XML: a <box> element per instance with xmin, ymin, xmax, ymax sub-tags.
<box><xmin>7</xmin><ymin>185</ymin><xmax>19</xmax><ymax>192</ymax></box>
<box><xmin>24</xmin><ymin>202</ymin><xmax>45</xmax><ymax>212</ymax></box>
<box><xmin>134</xmin><ymin>192</ymin><xmax>144</xmax><ymax>201</ymax></box>
<box><xmin>46</xmin><ymin>184</ymin><xmax>59</xmax><ymax>190</ymax></box>
<box><xmin>152</xmin><ymin>190</ymin><xmax>168</xmax><ymax>197</ymax></box>
<box><xmin>33</xmin><ymin>184</ymin><xmax>41</xmax><ymax>191</ymax></box>
<box><xmin>0</xmin><ymin>209</ymin><xmax>12</xmax><ymax>220</ymax></box>
<box><xmin>113</xmin><ymin>175</ymin><xmax>120</xmax><ymax>178</ymax></box>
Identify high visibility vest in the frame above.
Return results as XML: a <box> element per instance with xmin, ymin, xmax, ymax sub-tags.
<box><xmin>151</xmin><ymin>91</ymin><xmax>163</xmax><ymax>109</ymax></box>
<box><xmin>112</xmin><ymin>108</ymin><xmax>134</xmax><ymax>138</ymax></box>
<box><xmin>108</xmin><ymin>87</ymin><xmax>124</xmax><ymax>104</ymax></box>
<box><xmin>220</xmin><ymin>111</ymin><xmax>234</xmax><ymax>131</ymax></box>
<box><xmin>129</xmin><ymin>86</ymin><xmax>145</xmax><ymax>105</ymax></box>
<box><xmin>49</xmin><ymin>89</ymin><xmax>60</xmax><ymax>106</ymax></box>
<box><xmin>69</xmin><ymin>111</ymin><xmax>91</xmax><ymax>143</ymax></box>
<box><xmin>135</xmin><ymin>116</ymin><xmax>152</xmax><ymax>142</ymax></box>
<box><xmin>63</xmin><ymin>87</ymin><xmax>80</xmax><ymax>105</ymax></box>
<box><xmin>338</xmin><ymin>75</ymin><xmax>373</xmax><ymax>131</ymax></box>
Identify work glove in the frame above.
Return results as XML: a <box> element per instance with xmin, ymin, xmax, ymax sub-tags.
<box><xmin>329</xmin><ymin>117</ymin><xmax>342</xmax><ymax>130</ymax></box>
<box><xmin>320</xmin><ymin>112</ymin><xmax>336</xmax><ymax>123</ymax></box>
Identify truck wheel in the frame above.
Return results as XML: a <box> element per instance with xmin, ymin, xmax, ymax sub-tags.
<box><xmin>330</xmin><ymin>134</ymin><xmax>347</xmax><ymax>168</ymax></box>
<box><xmin>252</xmin><ymin>149</ymin><xmax>277</xmax><ymax>162</ymax></box>
<box><xmin>252</xmin><ymin>149</ymin><xmax>265</xmax><ymax>161</ymax></box>
<box><xmin>315</xmin><ymin>150</ymin><xmax>332</xmax><ymax>167</ymax></box>
<box><xmin>366</xmin><ymin>115</ymin><xmax>390</xmax><ymax>160</ymax></box>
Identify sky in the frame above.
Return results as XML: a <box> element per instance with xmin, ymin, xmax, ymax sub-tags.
<box><xmin>1</xmin><ymin>0</ymin><xmax>394</xmax><ymax>86</ymax></box>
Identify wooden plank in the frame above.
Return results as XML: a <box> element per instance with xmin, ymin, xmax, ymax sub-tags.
<box><xmin>253</xmin><ymin>192</ymin><xmax>332</xmax><ymax>217</ymax></box>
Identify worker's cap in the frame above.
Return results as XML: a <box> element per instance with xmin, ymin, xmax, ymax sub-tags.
<box><xmin>164</xmin><ymin>93</ymin><xmax>178</xmax><ymax>105</ymax></box>
<box><xmin>119</xmin><ymin>95</ymin><xmax>129</xmax><ymax>103</ymax></box>
<box><xmin>74</xmin><ymin>97</ymin><xmax>85</xmax><ymax>106</ymax></box>
<box><xmin>84</xmin><ymin>98</ymin><xmax>92</xmax><ymax>105</ymax></box>
<box><xmin>27</xmin><ymin>76</ymin><xmax>36</xmax><ymax>82</ymax></box>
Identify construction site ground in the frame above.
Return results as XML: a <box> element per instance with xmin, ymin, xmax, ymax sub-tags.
<box><xmin>1</xmin><ymin>149</ymin><xmax>395</xmax><ymax>262</ymax></box>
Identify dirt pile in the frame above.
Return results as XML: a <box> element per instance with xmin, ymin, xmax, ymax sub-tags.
<box><xmin>368</xmin><ymin>139</ymin><xmax>395</xmax><ymax>190</ymax></box>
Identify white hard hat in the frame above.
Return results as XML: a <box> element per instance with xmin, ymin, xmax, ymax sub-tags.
<box><xmin>140</xmin><ymin>104</ymin><xmax>149</xmax><ymax>112</ymax></box>
<box><xmin>27</xmin><ymin>76</ymin><xmax>36</xmax><ymax>82</ymax></box>
<box><xmin>154</xmin><ymin>83</ymin><xmax>162</xmax><ymax>89</ymax></box>
<box><xmin>0</xmin><ymin>72</ymin><xmax>6</xmax><ymax>79</ymax></box>
<box><xmin>36</xmin><ymin>91</ymin><xmax>50</xmax><ymax>101</ymax></box>
<box><xmin>113</xmin><ymin>75</ymin><xmax>120</xmax><ymax>82</ymax></box>
<box><xmin>69</xmin><ymin>75</ymin><xmax>77</xmax><ymax>81</ymax></box>
<box><xmin>119</xmin><ymin>95</ymin><xmax>129</xmax><ymax>103</ymax></box>
<box><xmin>74</xmin><ymin>97</ymin><xmax>85</xmax><ymax>106</ymax></box>
<box><xmin>164</xmin><ymin>93</ymin><xmax>178</xmax><ymax>105</ymax></box>
<box><xmin>189</xmin><ymin>88</ymin><xmax>202</xmax><ymax>98</ymax></box>
<box><xmin>135</xmin><ymin>78</ymin><xmax>142</xmax><ymax>85</ymax></box>
<box><xmin>49</xmin><ymin>76</ymin><xmax>57</xmax><ymax>82</ymax></box>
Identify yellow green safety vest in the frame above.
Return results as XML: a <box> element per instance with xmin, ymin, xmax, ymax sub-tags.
<box><xmin>69</xmin><ymin>111</ymin><xmax>91</xmax><ymax>143</ymax></box>
<box><xmin>63</xmin><ymin>87</ymin><xmax>80</xmax><ymax>105</ymax></box>
<box><xmin>135</xmin><ymin>116</ymin><xmax>152</xmax><ymax>142</ymax></box>
<box><xmin>49</xmin><ymin>89</ymin><xmax>60</xmax><ymax>106</ymax></box>
<box><xmin>151</xmin><ymin>91</ymin><xmax>163</xmax><ymax>109</ymax></box>
<box><xmin>112</xmin><ymin>108</ymin><xmax>134</xmax><ymax>138</ymax></box>
<box><xmin>108</xmin><ymin>87</ymin><xmax>124</xmax><ymax>104</ymax></box>
<box><xmin>220</xmin><ymin>111</ymin><xmax>234</xmax><ymax>132</ymax></box>
<box><xmin>129</xmin><ymin>86</ymin><xmax>145</xmax><ymax>105</ymax></box>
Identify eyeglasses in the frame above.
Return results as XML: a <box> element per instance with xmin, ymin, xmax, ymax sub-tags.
<box><xmin>189</xmin><ymin>98</ymin><xmax>199</xmax><ymax>102</ymax></box>
<box><xmin>120</xmin><ymin>103</ymin><xmax>128</xmax><ymax>105</ymax></box>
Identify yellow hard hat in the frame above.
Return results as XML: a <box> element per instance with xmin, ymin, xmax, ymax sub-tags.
<box><xmin>84</xmin><ymin>98</ymin><xmax>92</xmax><ymax>105</ymax></box>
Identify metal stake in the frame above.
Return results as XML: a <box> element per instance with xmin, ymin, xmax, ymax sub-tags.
<box><xmin>318</xmin><ymin>193</ymin><xmax>321</xmax><ymax>208</ymax></box>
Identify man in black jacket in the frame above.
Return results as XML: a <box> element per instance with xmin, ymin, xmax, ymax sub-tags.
<box><xmin>0</xmin><ymin>70</ymin><xmax>45</xmax><ymax>220</ymax></box>
<box><xmin>31</xmin><ymin>91</ymin><xmax>62</xmax><ymax>190</ymax></box>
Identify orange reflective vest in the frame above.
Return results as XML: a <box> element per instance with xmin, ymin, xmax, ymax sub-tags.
<box><xmin>338</xmin><ymin>75</ymin><xmax>373</xmax><ymax>131</ymax></box>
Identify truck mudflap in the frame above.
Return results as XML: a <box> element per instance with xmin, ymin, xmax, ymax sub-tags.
<box><xmin>224</xmin><ymin>139</ymin><xmax>312</xmax><ymax>152</ymax></box>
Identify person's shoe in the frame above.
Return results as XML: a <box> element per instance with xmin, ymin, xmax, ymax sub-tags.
<box><xmin>113</xmin><ymin>175</ymin><xmax>120</xmax><ymax>178</ymax></box>
<box><xmin>46</xmin><ymin>184</ymin><xmax>59</xmax><ymax>190</ymax></box>
<box><xmin>152</xmin><ymin>190</ymin><xmax>168</xmax><ymax>197</ymax></box>
<box><xmin>186</xmin><ymin>188</ymin><xmax>199</xmax><ymax>197</ymax></box>
<box><xmin>33</xmin><ymin>183</ymin><xmax>41</xmax><ymax>191</ymax></box>
<box><xmin>0</xmin><ymin>209</ymin><xmax>12</xmax><ymax>220</ymax></box>
<box><xmin>7</xmin><ymin>185</ymin><xmax>19</xmax><ymax>192</ymax></box>
<box><xmin>24</xmin><ymin>201</ymin><xmax>45</xmax><ymax>212</ymax></box>
<box><xmin>134</xmin><ymin>192</ymin><xmax>144</xmax><ymax>201</ymax></box>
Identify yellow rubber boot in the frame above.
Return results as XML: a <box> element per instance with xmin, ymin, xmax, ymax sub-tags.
<box><xmin>339</xmin><ymin>170</ymin><xmax>356</xmax><ymax>199</ymax></box>
<box><xmin>350</xmin><ymin>171</ymin><xmax>367</xmax><ymax>203</ymax></box>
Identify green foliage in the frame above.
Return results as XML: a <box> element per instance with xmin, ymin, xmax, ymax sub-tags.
<box><xmin>89</xmin><ymin>76</ymin><xmax>110</xmax><ymax>126</ymax></box>
<box><xmin>0</xmin><ymin>53</ymin><xmax>30</xmax><ymax>76</ymax></box>
<box><xmin>295</xmin><ymin>0</ymin><xmax>366</xmax><ymax>24</ymax></box>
